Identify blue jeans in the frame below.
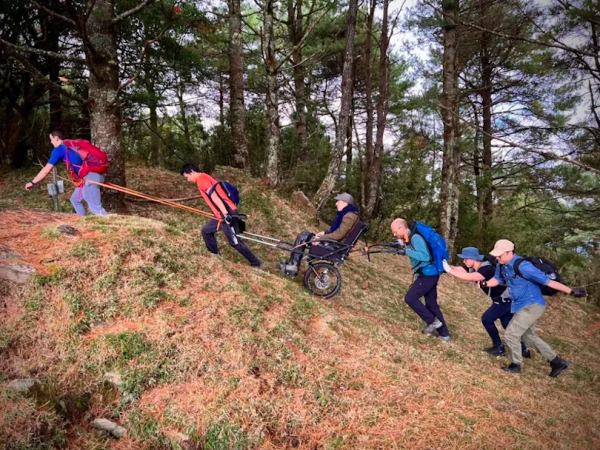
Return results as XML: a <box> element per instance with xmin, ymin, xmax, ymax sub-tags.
<box><xmin>70</xmin><ymin>172</ymin><xmax>108</xmax><ymax>216</ymax></box>
<box><xmin>405</xmin><ymin>275</ymin><xmax>450</xmax><ymax>337</ymax></box>
<box><xmin>482</xmin><ymin>301</ymin><xmax>527</xmax><ymax>352</ymax></box>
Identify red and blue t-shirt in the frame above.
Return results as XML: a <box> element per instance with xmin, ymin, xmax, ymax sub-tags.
<box><xmin>195</xmin><ymin>173</ymin><xmax>235</xmax><ymax>218</ymax></box>
<box><xmin>48</xmin><ymin>144</ymin><xmax>83</xmax><ymax>176</ymax></box>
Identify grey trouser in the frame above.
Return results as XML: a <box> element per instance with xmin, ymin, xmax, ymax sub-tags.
<box><xmin>70</xmin><ymin>172</ymin><xmax>108</xmax><ymax>216</ymax></box>
<box><xmin>505</xmin><ymin>303</ymin><xmax>557</xmax><ymax>365</ymax></box>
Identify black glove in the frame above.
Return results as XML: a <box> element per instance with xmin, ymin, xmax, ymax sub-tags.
<box><xmin>390</xmin><ymin>240</ymin><xmax>406</xmax><ymax>249</ymax></box>
<box><xmin>570</xmin><ymin>288</ymin><xmax>587</xmax><ymax>298</ymax></box>
<box><xmin>480</xmin><ymin>280</ymin><xmax>488</xmax><ymax>289</ymax></box>
<box><xmin>395</xmin><ymin>248</ymin><xmax>406</xmax><ymax>256</ymax></box>
<box><xmin>224</xmin><ymin>214</ymin><xmax>233</xmax><ymax>225</ymax></box>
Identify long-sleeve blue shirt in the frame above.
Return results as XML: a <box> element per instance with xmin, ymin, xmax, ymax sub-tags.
<box><xmin>494</xmin><ymin>254</ymin><xmax>551</xmax><ymax>313</ymax></box>
<box><xmin>406</xmin><ymin>233</ymin><xmax>437</xmax><ymax>277</ymax></box>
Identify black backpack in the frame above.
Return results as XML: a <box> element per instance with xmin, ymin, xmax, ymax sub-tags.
<box><xmin>482</xmin><ymin>254</ymin><xmax>499</xmax><ymax>270</ymax></box>
<box><xmin>479</xmin><ymin>256</ymin><xmax>509</xmax><ymax>299</ymax></box>
<box><xmin>513</xmin><ymin>257</ymin><xmax>562</xmax><ymax>296</ymax></box>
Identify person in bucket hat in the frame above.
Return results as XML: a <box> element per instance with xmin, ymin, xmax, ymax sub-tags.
<box><xmin>443</xmin><ymin>247</ymin><xmax>529</xmax><ymax>358</ymax></box>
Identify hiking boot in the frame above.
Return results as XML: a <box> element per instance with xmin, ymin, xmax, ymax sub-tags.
<box><xmin>484</xmin><ymin>345</ymin><xmax>506</xmax><ymax>357</ymax></box>
<box><xmin>501</xmin><ymin>363</ymin><xmax>521</xmax><ymax>374</ymax></box>
<box><xmin>437</xmin><ymin>335</ymin><xmax>451</xmax><ymax>344</ymax></box>
<box><xmin>522</xmin><ymin>349</ymin><xmax>531</xmax><ymax>359</ymax></box>
<box><xmin>422</xmin><ymin>319</ymin><xmax>443</xmax><ymax>335</ymax></box>
<box><xmin>549</xmin><ymin>357</ymin><xmax>570</xmax><ymax>378</ymax></box>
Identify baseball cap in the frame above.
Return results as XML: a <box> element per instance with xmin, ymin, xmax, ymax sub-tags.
<box><xmin>334</xmin><ymin>192</ymin><xmax>355</xmax><ymax>205</ymax></box>
<box><xmin>489</xmin><ymin>239</ymin><xmax>515</xmax><ymax>257</ymax></box>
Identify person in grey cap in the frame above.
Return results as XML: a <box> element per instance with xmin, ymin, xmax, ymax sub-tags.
<box><xmin>279</xmin><ymin>193</ymin><xmax>359</xmax><ymax>276</ymax></box>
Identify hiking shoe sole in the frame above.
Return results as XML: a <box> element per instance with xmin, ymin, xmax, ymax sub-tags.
<box><xmin>422</xmin><ymin>319</ymin><xmax>443</xmax><ymax>335</ymax></box>
<box><xmin>549</xmin><ymin>361</ymin><xmax>570</xmax><ymax>378</ymax></box>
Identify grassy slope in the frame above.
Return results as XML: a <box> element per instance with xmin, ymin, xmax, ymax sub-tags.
<box><xmin>1</xmin><ymin>164</ymin><xmax>599</xmax><ymax>450</ymax></box>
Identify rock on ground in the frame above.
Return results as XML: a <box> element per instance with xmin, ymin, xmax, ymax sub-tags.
<box><xmin>0</xmin><ymin>263</ymin><xmax>36</xmax><ymax>284</ymax></box>
<box><xmin>57</xmin><ymin>224</ymin><xmax>79</xmax><ymax>237</ymax></box>
<box><xmin>103</xmin><ymin>371</ymin><xmax>122</xmax><ymax>387</ymax></box>
<box><xmin>8</xmin><ymin>378</ymin><xmax>40</xmax><ymax>394</ymax></box>
<box><xmin>92</xmin><ymin>418</ymin><xmax>127</xmax><ymax>438</ymax></box>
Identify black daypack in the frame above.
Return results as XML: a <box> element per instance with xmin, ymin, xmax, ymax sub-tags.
<box><xmin>513</xmin><ymin>257</ymin><xmax>562</xmax><ymax>296</ymax></box>
<box><xmin>479</xmin><ymin>256</ymin><xmax>509</xmax><ymax>299</ymax></box>
<box><xmin>482</xmin><ymin>254</ymin><xmax>499</xmax><ymax>270</ymax></box>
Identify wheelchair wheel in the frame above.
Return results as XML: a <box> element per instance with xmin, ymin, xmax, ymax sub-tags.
<box><xmin>304</xmin><ymin>262</ymin><xmax>342</xmax><ymax>299</ymax></box>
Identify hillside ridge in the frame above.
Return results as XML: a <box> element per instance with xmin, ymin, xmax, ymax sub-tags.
<box><xmin>0</xmin><ymin>166</ymin><xmax>599</xmax><ymax>450</ymax></box>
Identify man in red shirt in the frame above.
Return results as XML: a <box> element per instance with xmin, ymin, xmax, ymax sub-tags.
<box><xmin>181</xmin><ymin>164</ymin><xmax>261</xmax><ymax>267</ymax></box>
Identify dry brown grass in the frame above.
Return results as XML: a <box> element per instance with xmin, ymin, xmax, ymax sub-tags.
<box><xmin>0</xmin><ymin>165</ymin><xmax>599</xmax><ymax>449</ymax></box>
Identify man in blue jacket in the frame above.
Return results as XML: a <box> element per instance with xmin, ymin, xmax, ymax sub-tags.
<box><xmin>25</xmin><ymin>130</ymin><xmax>108</xmax><ymax>216</ymax></box>
<box><xmin>391</xmin><ymin>218</ymin><xmax>450</xmax><ymax>342</ymax></box>
<box><xmin>482</xmin><ymin>240</ymin><xmax>587</xmax><ymax>377</ymax></box>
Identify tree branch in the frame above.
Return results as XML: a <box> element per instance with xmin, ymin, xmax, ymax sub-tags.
<box><xmin>276</xmin><ymin>5</ymin><xmax>331</xmax><ymax>72</ymax></box>
<box><xmin>437</xmin><ymin>101</ymin><xmax>600</xmax><ymax>176</ymax></box>
<box><xmin>2</xmin><ymin>50</ymin><xmax>87</xmax><ymax>104</ymax></box>
<box><xmin>29</xmin><ymin>0</ymin><xmax>77</xmax><ymax>26</ymax></box>
<box><xmin>111</xmin><ymin>0</ymin><xmax>156</xmax><ymax>25</ymax></box>
<box><xmin>0</xmin><ymin>37</ymin><xmax>86</xmax><ymax>64</ymax></box>
<box><xmin>422</xmin><ymin>0</ymin><xmax>599</xmax><ymax>59</ymax></box>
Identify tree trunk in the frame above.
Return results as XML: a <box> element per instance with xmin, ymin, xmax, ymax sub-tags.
<box><xmin>46</xmin><ymin>22</ymin><xmax>62</xmax><ymax>130</ymax></box>
<box><xmin>177</xmin><ymin>80</ymin><xmax>193</xmax><ymax>158</ymax></box>
<box><xmin>313</xmin><ymin>0</ymin><xmax>359</xmax><ymax>211</ymax></box>
<box><xmin>148</xmin><ymin>82</ymin><xmax>161</xmax><ymax>167</ymax></box>
<box><xmin>264</xmin><ymin>0</ymin><xmax>281</xmax><ymax>186</ymax></box>
<box><xmin>219</xmin><ymin>71</ymin><xmax>225</xmax><ymax>127</ymax></box>
<box><xmin>438</xmin><ymin>0</ymin><xmax>461</xmax><ymax>256</ymax></box>
<box><xmin>86</xmin><ymin>0</ymin><xmax>126</xmax><ymax>213</ymax></box>
<box><xmin>478</xmin><ymin>0</ymin><xmax>494</xmax><ymax>232</ymax></box>
<box><xmin>287</xmin><ymin>0</ymin><xmax>308</xmax><ymax>163</ymax></box>
<box><xmin>345</xmin><ymin>104</ymin><xmax>353</xmax><ymax>183</ymax></box>
<box><xmin>367</xmin><ymin>0</ymin><xmax>390</xmax><ymax>220</ymax></box>
<box><xmin>362</xmin><ymin>0</ymin><xmax>376</xmax><ymax>213</ymax></box>
<box><xmin>228</xmin><ymin>0</ymin><xmax>249</xmax><ymax>169</ymax></box>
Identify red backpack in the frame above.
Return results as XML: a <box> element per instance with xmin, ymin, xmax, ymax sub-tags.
<box><xmin>63</xmin><ymin>139</ymin><xmax>109</xmax><ymax>180</ymax></box>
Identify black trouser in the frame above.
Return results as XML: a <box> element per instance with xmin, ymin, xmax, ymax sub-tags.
<box><xmin>287</xmin><ymin>231</ymin><xmax>335</xmax><ymax>266</ymax></box>
<box><xmin>201</xmin><ymin>211</ymin><xmax>261</xmax><ymax>267</ymax></box>
<box><xmin>404</xmin><ymin>275</ymin><xmax>450</xmax><ymax>337</ymax></box>
<box><xmin>482</xmin><ymin>300</ymin><xmax>527</xmax><ymax>352</ymax></box>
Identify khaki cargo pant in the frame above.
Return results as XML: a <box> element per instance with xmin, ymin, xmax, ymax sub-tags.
<box><xmin>505</xmin><ymin>303</ymin><xmax>557</xmax><ymax>365</ymax></box>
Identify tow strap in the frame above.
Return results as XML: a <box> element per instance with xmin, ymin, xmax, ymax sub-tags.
<box><xmin>59</xmin><ymin>174</ymin><xmax>219</xmax><ymax>220</ymax></box>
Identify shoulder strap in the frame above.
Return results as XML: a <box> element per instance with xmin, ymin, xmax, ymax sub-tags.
<box><xmin>205</xmin><ymin>180</ymin><xmax>231</xmax><ymax>215</ymax></box>
<box><xmin>513</xmin><ymin>258</ymin><xmax>525</xmax><ymax>279</ymax></box>
<box><xmin>409</xmin><ymin>232</ymin><xmax>433</xmax><ymax>264</ymax></box>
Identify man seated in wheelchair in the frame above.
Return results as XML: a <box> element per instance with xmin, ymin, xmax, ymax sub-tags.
<box><xmin>279</xmin><ymin>192</ymin><xmax>360</xmax><ymax>276</ymax></box>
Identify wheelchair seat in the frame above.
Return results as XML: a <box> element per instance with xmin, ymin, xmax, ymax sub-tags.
<box><xmin>307</xmin><ymin>220</ymin><xmax>369</xmax><ymax>263</ymax></box>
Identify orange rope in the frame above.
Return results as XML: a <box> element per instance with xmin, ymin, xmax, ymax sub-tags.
<box><xmin>58</xmin><ymin>174</ymin><xmax>218</xmax><ymax>219</ymax></box>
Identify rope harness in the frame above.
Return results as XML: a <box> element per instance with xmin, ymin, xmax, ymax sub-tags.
<box><xmin>59</xmin><ymin>174</ymin><xmax>219</xmax><ymax>220</ymax></box>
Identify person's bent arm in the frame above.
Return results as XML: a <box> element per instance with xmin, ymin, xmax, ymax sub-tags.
<box><xmin>25</xmin><ymin>163</ymin><xmax>55</xmax><ymax>190</ymax></box>
<box><xmin>405</xmin><ymin>235</ymin><xmax>431</xmax><ymax>262</ymax></box>
<box><xmin>210</xmin><ymin>191</ymin><xmax>229</xmax><ymax>218</ymax></box>
<box><xmin>449</xmin><ymin>268</ymin><xmax>485</xmax><ymax>282</ymax></box>
<box><xmin>483</xmin><ymin>277</ymin><xmax>501</xmax><ymax>288</ymax></box>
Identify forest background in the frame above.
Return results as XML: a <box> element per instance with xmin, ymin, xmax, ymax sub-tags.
<box><xmin>0</xmin><ymin>0</ymin><xmax>599</xmax><ymax>303</ymax></box>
